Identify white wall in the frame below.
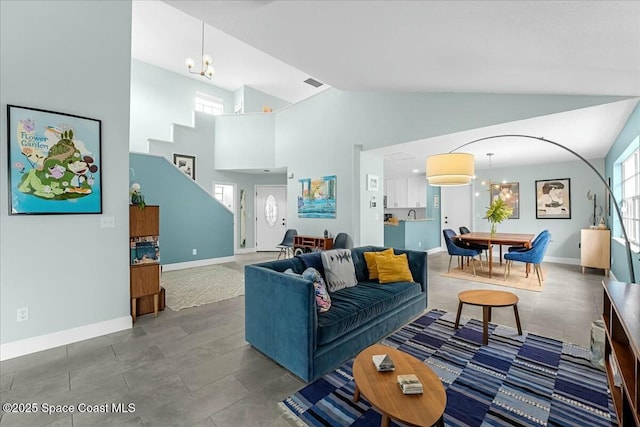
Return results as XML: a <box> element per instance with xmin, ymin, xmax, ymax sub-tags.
<box><xmin>274</xmin><ymin>88</ymin><xmax>625</xmax><ymax>246</ymax></box>
<box><xmin>472</xmin><ymin>159</ymin><xmax>606</xmax><ymax>262</ymax></box>
<box><xmin>0</xmin><ymin>0</ymin><xmax>132</xmax><ymax>355</ymax></box>
<box><xmin>243</xmin><ymin>86</ymin><xmax>291</xmax><ymax>113</ymax></box>
<box><xmin>214</xmin><ymin>113</ymin><xmax>276</xmax><ymax>170</ymax></box>
<box><xmin>130</xmin><ymin>60</ymin><xmax>234</xmax><ymax>153</ymax></box>
<box><xmin>359</xmin><ymin>150</ymin><xmax>385</xmax><ymax>246</ymax></box>
<box><xmin>148</xmin><ymin>112</ymin><xmax>285</xmax><ymax>250</ymax></box>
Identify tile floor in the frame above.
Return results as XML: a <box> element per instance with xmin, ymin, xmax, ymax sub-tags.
<box><xmin>0</xmin><ymin>251</ymin><xmax>607</xmax><ymax>426</ymax></box>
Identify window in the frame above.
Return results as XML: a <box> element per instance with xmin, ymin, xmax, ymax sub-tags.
<box><xmin>621</xmin><ymin>146</ymin><xmax>639</xmax><ymax>246</ymax></box>
<box><xmin>214</xmin><ymin>183</ymin><xmax>234</xmax><ymax>211</ymax></box>
<box><xmin>195</xmin><ymin>92</ymin><xmax>223</xmax><ymax>115</ymax></box>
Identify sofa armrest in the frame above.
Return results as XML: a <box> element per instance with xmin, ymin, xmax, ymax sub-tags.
<box><xmin>244</xmin><ymin>264</ymin><xmax>317</xmax><ymax>380</ymax></box>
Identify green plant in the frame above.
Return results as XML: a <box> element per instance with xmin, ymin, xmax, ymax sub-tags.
<box><xmin>484</xmin><ymin>198</ymin><xmax>513</xmax><ymax>235</ymax></box>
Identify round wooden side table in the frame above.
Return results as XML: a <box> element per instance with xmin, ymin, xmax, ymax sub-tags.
<box><xmin>454</xmin><ymin>289</ymin><xmax>523</xmax><ymax>345</ymax></box>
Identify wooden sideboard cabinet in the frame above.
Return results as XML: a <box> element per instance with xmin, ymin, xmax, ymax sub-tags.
<box><xmin>602</xmin><ymin>280</ymin><xmax>640</xmax><ymax>426</ymax></box>
<box><xmin>581</xmin><ymin>228</ymin><xmax>611</xmax><ymax>276</ymax></box>
<box><xmin>129</xmin><ymin>205</ymin><xmax>161</xmax><ymax>322</ymax></box>
<box><xmin>293</xmin><ymin>235</ymin><xmax>334</xmax><ymax>255</ymax></box>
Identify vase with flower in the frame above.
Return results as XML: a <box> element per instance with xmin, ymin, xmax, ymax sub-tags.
<box><xmin>484</xmin><ymin>198</ymin><xmax>512</xmax><ymax>236</ymax></box>
<box><xmin>130</xmin><ymin>183</ymin><xmax>145</xmax><ymax>209</ymax></box>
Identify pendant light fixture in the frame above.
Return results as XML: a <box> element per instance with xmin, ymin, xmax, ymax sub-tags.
<box><xmin>185</xmin><ymin>21</ymin><xmax>215</xmax><ymax>80</ymax></box>
<box><xmin>483</xmin><ymin>152</ymin><xmax>499</xmax><ymax>192</ymax></box>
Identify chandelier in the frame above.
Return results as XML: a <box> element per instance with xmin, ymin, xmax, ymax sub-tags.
<box><xmin>185</xmin><ymin>21</ymin><xmax>215</xmax><ymax>80</ymax></box>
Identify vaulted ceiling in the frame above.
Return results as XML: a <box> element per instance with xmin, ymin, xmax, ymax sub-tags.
<box><xmin>132</xmin><ymin>1</ymin><xmax>640</xmax><ymax>174</ymax></box>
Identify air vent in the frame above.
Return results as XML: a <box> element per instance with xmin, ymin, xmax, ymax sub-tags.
<box><xmin>304</xmin><ymin>78</ymin><xmax>324</xmax><ymax>88</ymax></box>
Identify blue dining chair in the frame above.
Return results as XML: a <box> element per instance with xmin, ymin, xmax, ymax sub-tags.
<box><xmin>459</xmin><ymin>226</ymin><xmax>491</xmax><ymax>262</ymax></box>
<box><xmin>443</xmin><ymin>229</ymin><xmax>483</xmax><ymax>276</ymax></box>
<box><xmin>504</xmin><ymin>232</ymin><xmax>551</xmax><ymax>285</ymax></box>
<box><xmin>507</xmin><ymin>230</ymin><xmax>550</xmax><ymax>253</ymax></box>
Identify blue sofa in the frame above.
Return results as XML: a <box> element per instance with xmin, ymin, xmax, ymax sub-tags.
<box><xmin>244</xmin><ymin>246</ymin><xmax>428</xmax><ymax>381</ymax></box>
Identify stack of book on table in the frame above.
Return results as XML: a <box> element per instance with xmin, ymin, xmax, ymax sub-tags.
<box><xmin>371</xmin><ymin>354</ymin><xmax>395</xmax><ymax>372</ymax></box>
<box><xmin>397</xmin><ymin>374</ymin><xmax>423</xmax><ymax>395</ymax></box>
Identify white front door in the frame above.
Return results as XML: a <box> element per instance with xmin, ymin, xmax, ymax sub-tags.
<box><xmin>441</xmin><ymin>185</ymin><xmax>472</xmax><ymax>248</ymax></box>
<box><xmin>255</xmin><ymin>185</ymin><xmax>287</xmax><ymax>251</ymax></box>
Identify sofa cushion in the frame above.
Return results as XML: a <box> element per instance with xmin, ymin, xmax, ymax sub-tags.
<box><xmin>377</xmin><ymin>253</ymin><xmax>414</xmax><ymax>283</ymax></box>
<box><xmin>363</xmin><ymin>248</ymin><xmax>394</xmax><ymax>280</ymax></box>
<box><xmin>321</xmin><ymin>249</ymin><xmax>357</xmax><ymax>292</ymax></box>
<box><xmin>297</xmin><ymin>251</ymin><xmax>326</xmax><ymax>280</ymax></box>
<box><xmin>316</xmin><ymin>281</ymin><xmax>422</xmax><ymax>346</ymax></box>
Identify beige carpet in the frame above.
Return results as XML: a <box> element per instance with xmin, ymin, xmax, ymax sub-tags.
<box><xmin>440</xmin><ymin>260</ymin><xmax>545</xmax><ymax>292</ymax></box>
<box><xmin>162</xmin><ymin>264</ymin><xmax>245</xmax><ymax>311</ymax></box>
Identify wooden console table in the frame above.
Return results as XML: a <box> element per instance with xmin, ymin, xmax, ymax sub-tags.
<box><xmin>602</xmin><ymin>280</ymin><xmax>640</xmax><ymax>426</ymax></box>
<box><xmin>293</xmin><ymin>235</ymin><xmax>333</xmax><ymax>254</ymax></box>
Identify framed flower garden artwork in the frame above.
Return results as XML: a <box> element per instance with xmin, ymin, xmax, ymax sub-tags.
<box><xmin>7</xmin><ymin>105</ymin><xmax>102</xmax><ymax>215</ymax></box>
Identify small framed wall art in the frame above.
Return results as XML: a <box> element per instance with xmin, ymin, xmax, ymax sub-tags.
<box><xmin>7</xmin><ymin>105</ymin><xmax>102</xmax><ymax>215</ymax></box>
<box><xmin>367</xmin><ymin>174</ymin><xmax>379</xmax><ymax>191</ymax></box>
<box><xmin>536</xmin><ymin>178</ymin><xmax>571</xmax><ymax>219</ymax></box>
<box><xmin>173</xmin><ymin>153</ymin><xmax>196</xmax><ymax>180</ymax></box>
<box><xmin>490</xmin><ymin>182</ymin><xmax>520</xmax><ymax>219</ymax></box>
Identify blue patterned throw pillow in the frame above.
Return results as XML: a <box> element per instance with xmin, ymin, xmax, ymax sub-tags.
<box><xmin>302</xmin><ymin>267</ymin><xmax>331</xmax><ymax>313</ymax></box>
<box><xmin>321</xmin><ymin>249</ymin><xmax>357</xmax><ymax>292</ymax></box>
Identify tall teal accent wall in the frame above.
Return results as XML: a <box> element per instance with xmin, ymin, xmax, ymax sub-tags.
<box><xmin>605</xmin><ymin>101</ymin><xmax>640</xmax><ymax>283</ymax></box>
<box><xmin>130</xmin><ymin>153</ymin><xmax>234</xmax><ymax>264</ymax></box>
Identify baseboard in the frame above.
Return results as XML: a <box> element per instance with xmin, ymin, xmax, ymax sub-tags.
<box><xmin>426</xmin><ymin>247</ymin><xmax>444</xmax><ymax>255</ymax></box>
<box><xmin>235</xmin><ymin>248</ymin><xmax>256</xmax><ymax>254</ymax></box>
<box><xmin>162</xmin><ymin>256</ymin><xmax>236</xmax><ymax>272</ymax></box>
<box><xmin>486</xmin><ymin>254</ymin><xmax>579</xmax><ymax>266</ymax></box>
<box><xmin>544</xmin><ymin>256</ymin><xmax>579</xmax><ymax>265</ymax></box>
<box><xmin>0</xmin><ymin>316</ymin><xmax>131</xmax><ymax>361</ymax></box>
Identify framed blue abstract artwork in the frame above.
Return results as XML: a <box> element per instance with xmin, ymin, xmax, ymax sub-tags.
<box><xmin>298</xmin><ymin>175</ymin><xmax>337</xmax><ymax>218</ymax></box>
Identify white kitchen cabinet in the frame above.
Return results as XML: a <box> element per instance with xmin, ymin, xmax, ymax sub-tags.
<box><xmin>385</xmin><ymin>178</ymin><xmax>407</xmax><ymax>208</ymax></box>
<box><xmin>406</xmin><ymin>175</ymin><xmax>427</xmax><ymax>208</ymax></box>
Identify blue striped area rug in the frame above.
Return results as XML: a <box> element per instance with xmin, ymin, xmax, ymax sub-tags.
<box><xmin>279</xmin><ymin>309</ymin><xmax>617</xmax><ymax>427</ymax></box>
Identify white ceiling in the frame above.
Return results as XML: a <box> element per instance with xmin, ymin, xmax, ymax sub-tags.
<box><xmin>132</xmin><ymin>1</ymin><xmax>640</xmax><ymax>174</ymax></box>
<box><xmin>131</xmin><ymin>1</ymin><xmax>330</xmax><ymax>104</ymax></box>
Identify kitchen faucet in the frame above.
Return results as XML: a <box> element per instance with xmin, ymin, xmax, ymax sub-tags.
<box><xmin>408</xmin><ymin>209</ymin><xmax>416</xmax><ymax>220</ymax></box>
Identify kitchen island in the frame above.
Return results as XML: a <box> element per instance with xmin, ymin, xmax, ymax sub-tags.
<box><xmin>384</xmin><ymin>219</ymin><xmax>436</xmax><ymax>251</ymax></box>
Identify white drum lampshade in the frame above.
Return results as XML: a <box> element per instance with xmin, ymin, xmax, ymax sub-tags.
<box><xmin>426</xmin><ymin>153</ymin><xmax>475</xmax><ymax>186</ymax></box>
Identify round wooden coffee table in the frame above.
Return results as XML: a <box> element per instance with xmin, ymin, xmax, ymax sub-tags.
<box><xmin>352</xmin><ymin>344</ymin><xmax>446</xmax><ymax>427</ymax></box>
<box><xmin>454</xmin><ymin>289</ymin><xmax>523</xmax><ymax>345</ymax></box>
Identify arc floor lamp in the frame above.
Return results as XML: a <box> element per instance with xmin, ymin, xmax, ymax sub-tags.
<box><xmin>426</xmin><ymin>134</ymin><xmax>636</xmax><ymax>283</ymax></box>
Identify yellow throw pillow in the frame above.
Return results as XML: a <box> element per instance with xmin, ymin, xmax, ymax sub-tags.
<box><xmin>364</xmin><ymin>248</ymin><xmax>394</xmax><ymax>280</ymax></box>
<box><xmin>377</xmin><ymin>253</ymin><xmax>414</xmax><ymax>284</ymax></box>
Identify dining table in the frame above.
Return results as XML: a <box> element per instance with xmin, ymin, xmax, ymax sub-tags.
<box><xmin>457</xmin><ymin>232</ymin><xmax>535</xmax><ymax>278</ymax></box>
